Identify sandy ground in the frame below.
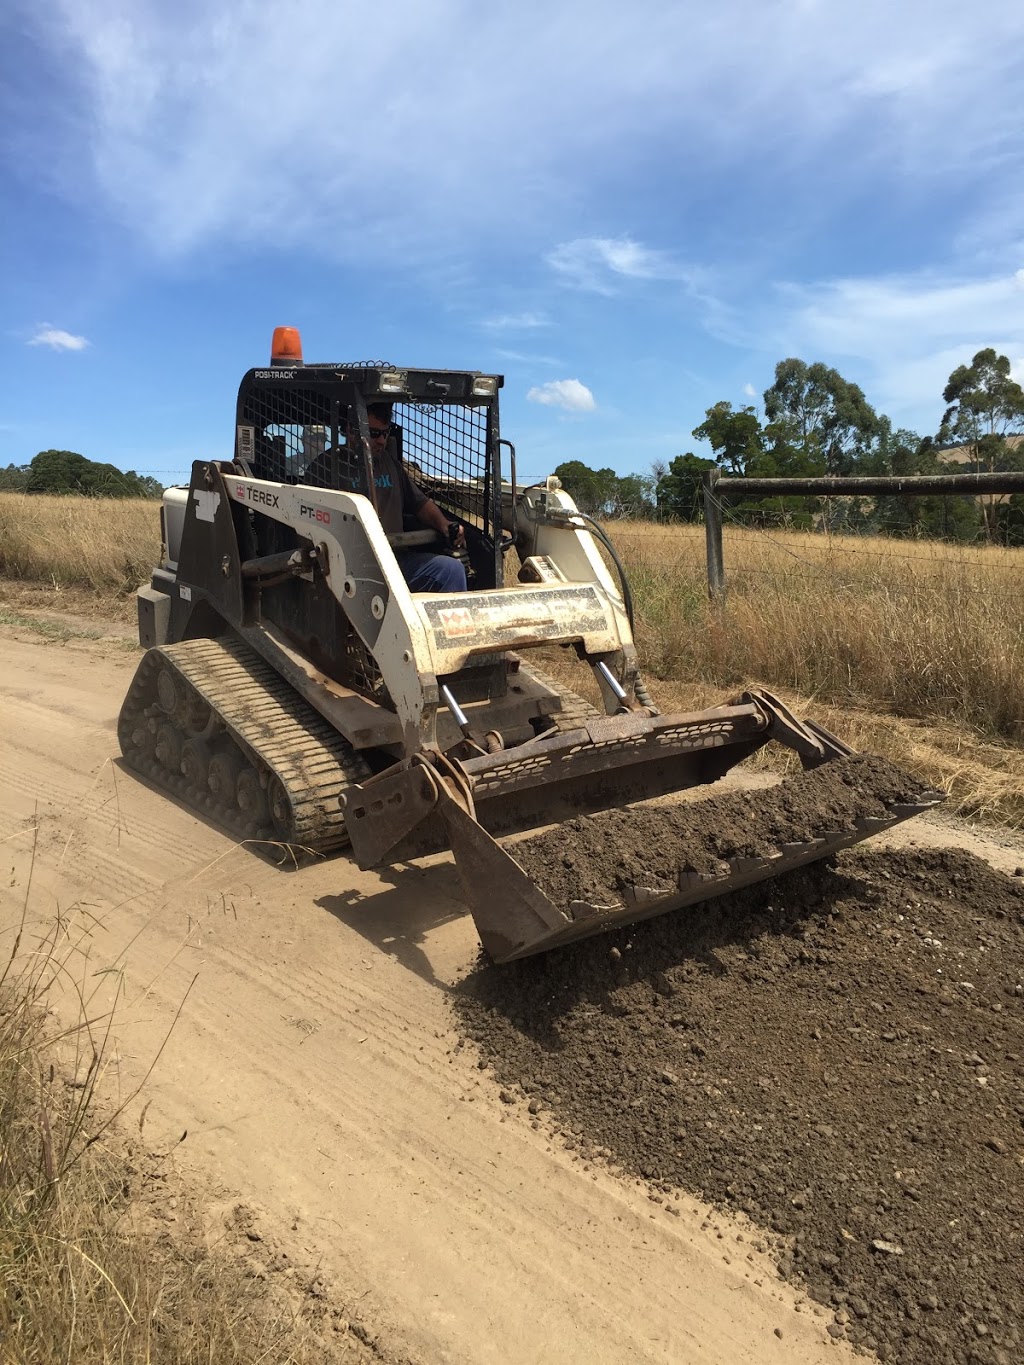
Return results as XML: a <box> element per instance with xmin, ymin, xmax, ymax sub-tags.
<box><xmin>2</xmin><ymin>619</ymin><xmax>1020</xmax><ymax>1364</ymax></box>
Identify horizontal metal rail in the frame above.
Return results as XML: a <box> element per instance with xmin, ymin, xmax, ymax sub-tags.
<box><xmin>711</xmin><ymin>471</ymin><xmax>1024</xmax><ymax>497</ymax></box>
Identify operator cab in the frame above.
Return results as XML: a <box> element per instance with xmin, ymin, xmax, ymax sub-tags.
<box><xmin>233</xmin><ymin>326</ymin><xmax>506</xmax><ymax>592</ymax></box>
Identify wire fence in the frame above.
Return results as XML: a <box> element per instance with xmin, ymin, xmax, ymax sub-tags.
<box><xmin>691</xmin><ymin>471</ymin><xmax>1024</xmax><ymax>602</ymax></box>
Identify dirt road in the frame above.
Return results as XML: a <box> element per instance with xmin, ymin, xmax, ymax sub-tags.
<box><xmin>1</xmin><ymin>621</ymin><xmax>1018</xmax><ymax>1363</ymax></box>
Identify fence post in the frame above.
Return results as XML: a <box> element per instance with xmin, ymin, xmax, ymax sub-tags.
<box><xmin>702</xmin><ymin>468</ymin><xmax>725</xmax><ymax>601</ymax></box>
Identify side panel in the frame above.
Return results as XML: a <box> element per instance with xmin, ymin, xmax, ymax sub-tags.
<box><xmin>168</xmin><ymin>463</ymin><xmax>245</xmax><ymax>641</ymax></box>
<box><xmin>221</xmin><ymin>474</ymin><xmax>436</xmax><ymax>751</ymax></box>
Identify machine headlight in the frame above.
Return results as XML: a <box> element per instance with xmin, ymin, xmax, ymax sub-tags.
<box><xmin>379</xmin><ymin>371</ymin><xmax>406</xmax><ymax>393</ymax></box>
<box><xmin>471</xmin><ymin>375</ymin><xmax>498</xmax><ymax>397</ymax></box>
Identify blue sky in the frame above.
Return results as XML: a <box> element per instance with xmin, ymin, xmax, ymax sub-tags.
<box><xmin>2</xmin><ymin>0</ymin><xmax>1023</xmax><ymax>485</ymax></box>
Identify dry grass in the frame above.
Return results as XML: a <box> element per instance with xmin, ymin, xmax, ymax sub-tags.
<box><xmin>540</xmin><ymin>519</ymin><xmax>1024</xmax><ymax>829</ymax></box>
<box><xmin>0</xmin><ymin>834</ymin><xmax>355</xmax><ymax>1364</ymax></box>
<box><xmin>610</xmin><ymin>520</ymin><xmax>1024</xmax><ymax>744</ymax></box>
<box><xmin>0</xmin><ymin>493</ymin><xmax>159</xmax><ymax>595</ymax></box>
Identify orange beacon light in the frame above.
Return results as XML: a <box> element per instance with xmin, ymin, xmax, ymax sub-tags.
<box><xmin>270</xmin><ymin>326</ymin><xmax>303</xmax><ymax>366</ymax></box>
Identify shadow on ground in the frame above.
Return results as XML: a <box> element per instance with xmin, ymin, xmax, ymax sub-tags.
<box><xmin>317</xmin><ymin>859</ymin><xmax>468</xmax><ymax>989</ymax></box>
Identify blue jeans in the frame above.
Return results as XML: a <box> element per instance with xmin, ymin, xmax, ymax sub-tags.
<box><xmin>397</xmin><ymin>551</ymin><xmax>467</xmax><ymax>593</ymax></box>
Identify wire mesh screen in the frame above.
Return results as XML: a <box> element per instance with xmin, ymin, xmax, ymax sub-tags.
<box><xmin>395</xmin><ymin>402</ymin><xmax>491</xmax><ymax>531</ymax></box>
<box><xmin>239</xmin><ymin>386</ymin><xmax>493</xmax><ymax>529</ymax></box>
<box><xmin>343</xmin><ymin>632</ymin><xmax>389</xmax><ymax>703</ymax></box>
<box><xmin>239</xmin><ymin>385</ymin><xmax>336</xmax><ymax>484</ymax></box>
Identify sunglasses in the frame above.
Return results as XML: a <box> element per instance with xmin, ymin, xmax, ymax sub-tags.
<box><xmin>367</xmin><ymin>424</ymin><xmax>390</xmax><ymax>440</ymax></box>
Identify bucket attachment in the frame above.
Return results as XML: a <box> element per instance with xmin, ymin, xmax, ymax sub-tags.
<box><xmin>340</xmin><ymin>689</ymin><xmax>945</xmax><ymax>963</ymax></box>
<box><xmin>437</xmin><ymin>775</ymin><xmax>945</xmax><ymax>962</ymax></box>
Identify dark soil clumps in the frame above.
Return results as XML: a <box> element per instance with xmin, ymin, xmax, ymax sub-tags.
<box><xmin>454</xmin><ymin>846</ymin><xmax>1024</xmax><ymax>1365</ymax></box>
<box><xmin>511</xmin><ymin>754</ymin><xmax>930</xmax><ymax>910</ymax></box>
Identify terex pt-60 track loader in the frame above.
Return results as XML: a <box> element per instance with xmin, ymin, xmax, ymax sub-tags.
<box><xmin>119</xmin><ymin>328</ymin><xmax>940</xmax><ymax>961</ymax></box>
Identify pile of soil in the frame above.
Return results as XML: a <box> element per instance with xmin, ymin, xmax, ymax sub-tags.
<box><xmin>510</xmin><ymin>753</ymin><xmax>931</xmax><ymax>909</ymax></box>
<box><xmin>454</xmin><ymin>846</ymin><xmax>1024</xmax><ymax>1365</ymax></box>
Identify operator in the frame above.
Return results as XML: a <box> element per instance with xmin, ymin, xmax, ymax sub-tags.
<box><xmin>356</xmin><ymin>403</ymin><xmax>468</xmax><ymax>594</ymax></box>
<box><xmin>303</xmin><ymin>401</ymin><xmax>468</xmax><ymax>591</ymax></box>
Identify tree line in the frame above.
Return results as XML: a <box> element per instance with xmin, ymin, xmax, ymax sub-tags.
<box><xmin>554</xmin><ymin>348</ymin><xmax>1024</xmax><ymax>543</ymax></box>
<box><xmin>0</xmin><ymin>450</ymin><xmax>164</xmax><ymax>498</ymax></box>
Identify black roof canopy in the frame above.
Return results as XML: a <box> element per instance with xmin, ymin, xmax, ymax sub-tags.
<box><xmin>240</xmin><ymin>364</ymin><xmax>504</xmax><ymax>408</ymax></box>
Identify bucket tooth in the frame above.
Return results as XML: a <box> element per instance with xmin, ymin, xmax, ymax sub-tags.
<box><xmin>857</xmin><ymin>815</ymin><xmax>894</xmax><ymax>833</ymax></box>
<box><xmin>677</xmin><ymin>871</ymin><xmax>707</xmax><ymax>894</ymax></box>
<box><xmin>779</xmin><ymin>840</ymin><xmax>823</xmax><ymax>856</ymax></box>
<box><xmin>726</xmin><ymin>854</ymin><xmax>782</xmax><ymax>876</ymax></box>
<box><xmin>567</xmin><ymin>899</ymin><xmax>611</xmax><ymax>921</ymax></box>
<box><xmin>890</xmin><ymin>794</ymin><xmax>945</xmax><ymax>817</ymax></box>
<box><xmin>622</xmin><ymin>884</ymin><xmax>666</xmax><ymax>907</ymax></box>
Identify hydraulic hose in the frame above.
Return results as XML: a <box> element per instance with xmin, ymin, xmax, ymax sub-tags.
<box><xmin>632</xmin><ymin>673</ymin><xmax>659</xmax><ymax>713</ymax></box>
<box><xmin>570</xmin><ymin>511</ymin><xmax>635</xmax><ymax>632</ymax></box>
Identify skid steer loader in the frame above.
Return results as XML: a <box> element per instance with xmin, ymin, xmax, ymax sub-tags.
<box><xmin>118</xmin><ymin>327</ymin><xmax>942</xmax><ymax>961</ymax></box>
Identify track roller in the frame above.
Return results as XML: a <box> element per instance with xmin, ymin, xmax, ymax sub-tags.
<box><xmin>237</xmin><ymin>768</ymin><xmax>270</xmax><ymax>825</ymax></box>
<box><xmin>208</xmin><ymin>747</ymin><xmax>245</xmax><ymax>805</ymax></box>
<box><xmin>181</xmin><ymin>737</ymin><xmax>212</xmax><ymax>787</ymax></box>
<box><xmin>155</xmin><ymin>722</ymin><xmax>183</xmax><ymax>773</ymax></box>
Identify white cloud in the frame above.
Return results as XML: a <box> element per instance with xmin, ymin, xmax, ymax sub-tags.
<box><xmin>20</xmin><ymin>1</ymin><xmax>1024</xmax><ymax>262</ymax></box>
<box><xmin>526</xmin><ymin>379</ymin><xmax>596</xmax><ymax>412</ymax></box>
<box><xmin>742</xmin><ymin>382</ymin><xmax>757</xmax><ymax>398</ymax></box>
<box><xmin>28</xmin><ymin>325</ymin><xmax>89</xmax><ymax>351</ymax></box>
<box><xmin>782</xmin><ymin>271</ymin><xmax>1024</xmax><ymax>352</ymax></box>
<box><xmin>547</xmin><ymin>237</ymin><xmax>695</xmax><ymax>294</ymax></box>
<box><xmin>481</xmin><ymin>312</ymin><xmax>550</xmax><ymax>331</ymax></box>
<box><xmin>849</xmin><ymin>49</ymin><xmax>957</xmax><ymax>98</ymax></box>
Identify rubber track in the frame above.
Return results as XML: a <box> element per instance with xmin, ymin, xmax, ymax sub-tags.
<box><xmin>515</xmin><ymin>661</ymin><xmax>601</xmax><ymax>732</ymax></box>
<box><xmin>118</xmin><ymin>636</ymin><xmax>371</xmax><ymax>854</ymax></box>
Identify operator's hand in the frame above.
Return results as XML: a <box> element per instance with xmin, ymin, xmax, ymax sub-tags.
<box><xmin>450</xmin><ymin>522</ymin><xmax>467</xmax><ymax>552</ymax></box>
